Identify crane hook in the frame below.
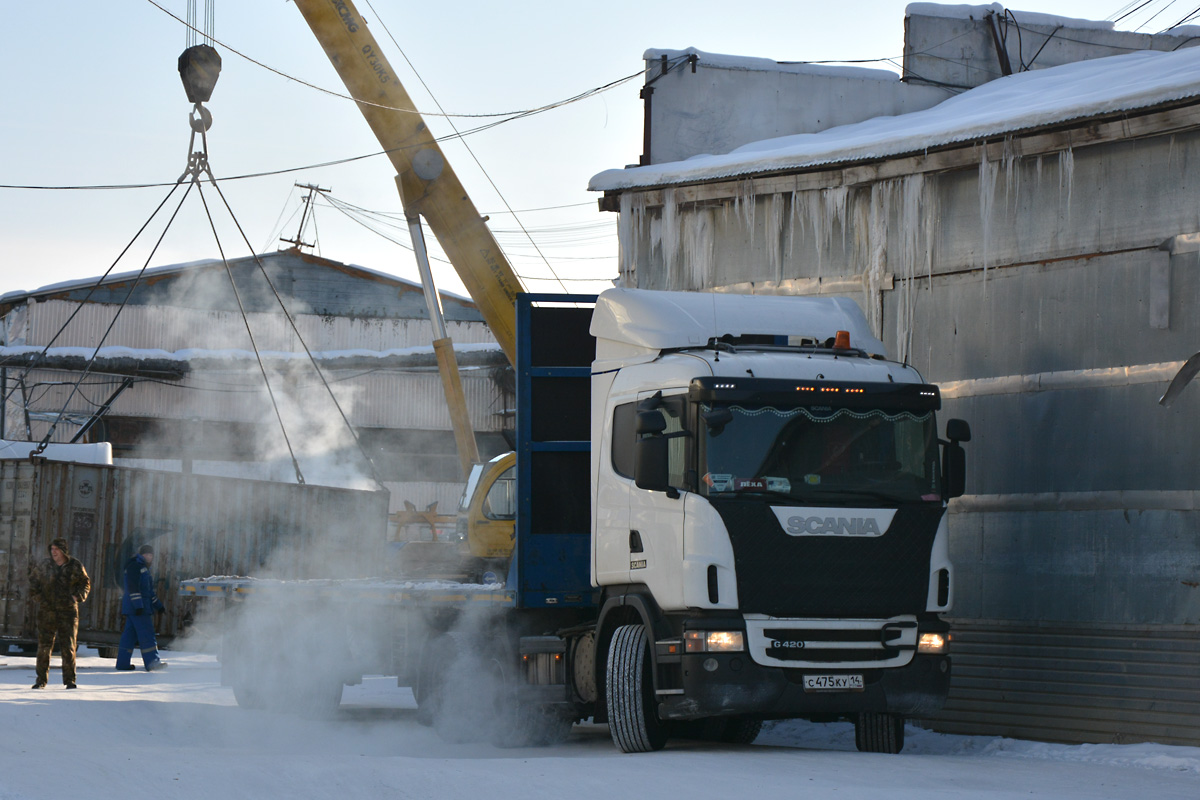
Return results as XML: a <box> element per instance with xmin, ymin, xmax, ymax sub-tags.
<box><xmin>189</xmin><ymin>103</ymin><xmax>213</xmax><ymax>133</ymax></box>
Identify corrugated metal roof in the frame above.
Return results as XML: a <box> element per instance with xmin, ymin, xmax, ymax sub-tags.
<box><xmin>590</xmin><ymin>46</ymin><xmax>1200</xmax><ymax>192</ymax></box>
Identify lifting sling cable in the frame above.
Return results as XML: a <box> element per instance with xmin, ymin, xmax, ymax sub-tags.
<box><xmin>192</xmin><ymin>181</ymin><xmax>306</xmax><ymax>486</ymax></box>
<box><xmin>176</xmin><ymin>104</ymin><xmax>305</xmax><ymax>486</ymax></box>
<box><xmin>1</xmin><ymin>181</ymin><xmax>186</xmax><ymax>409</ymax></box>
<box><xmin>177</xmin><ymin>62</ymin><xmax>384</xmax><ymax>489</ymax></box>
<box><xmin>30</xmin><ymin>182</ymin><xmax>197</xmax><ymax>454</ymax></box>
<box><xmin>203</xmin><ymin>176</ymin><xmax>387</xmax><ymax>491</ymax></box>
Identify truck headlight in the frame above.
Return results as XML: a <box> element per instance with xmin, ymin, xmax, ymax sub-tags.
<box><xmin>685</xmin><ymin>630</ymin><xmax>744</xmax><ymax>653</ymax></box>
<box><xmin>917</xmin><ymin>632</ymin><xmax>948</xmax><ymax>654</ymax></box>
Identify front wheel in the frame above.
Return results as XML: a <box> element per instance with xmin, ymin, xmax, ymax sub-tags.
<box><xmin>605</xmin><ymin>624</ymin><xmax>667</xmax><ymax>753</ymax></box>
<box><xmin>855</xmin><ymin>712</ymin><xmax>905</xmax><ymax>753</ymax></box>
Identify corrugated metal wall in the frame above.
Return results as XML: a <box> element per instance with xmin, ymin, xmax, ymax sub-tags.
<box><xmin>613</xmin><ymin>107</ymin><xmax>1200</xmax><ymax>745</ymax></box>
<box><xmin>0</xmin><ymin>460</ymin><xmax>390</xmax><ymax>648</ymax></box>
<box><xmin>936</xmin><ymin>620</ymin><xmax>1200</xmax><ymax>747</ymax></box>
<box><xmin>3</xmin><ymin>366</ymin><xmax>506</xmax><ymax>441</ymax></box>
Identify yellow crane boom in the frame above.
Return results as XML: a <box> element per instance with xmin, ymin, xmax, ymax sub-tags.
<box><xmin>291</xmin><ymin>0</ymin><xmax>523</xmax><ymax>366</ymax></box>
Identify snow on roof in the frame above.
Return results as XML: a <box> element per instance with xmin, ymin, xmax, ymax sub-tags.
<box><xmin>0</xmin><ymin>439</ymin><xmax>113</xmax><ymax>465</ymax></box>
<box><xmin>646</xmin><ymin>47</ymin><xmax>900</xmax><ymax>82</ymax></box>
<box><xmin>590</xmin><ymin>288</ymin><xmax>886</xmax><ymax>357</ymax></box>
<box><xmin>0</xmin><ymin>254</ymin><xmax>474</xmax><ymax>306</ymax></box>
<box><xmin>590</xmin><ymin>46</ymin><xmax>1200</xmax><ymax>193</ymax></box>
<box><xmin>905</xmin><ymin>3</ymin><xmax>1116</xmax><ymax>31</ymax></box>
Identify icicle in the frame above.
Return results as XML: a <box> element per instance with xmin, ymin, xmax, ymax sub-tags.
<box><xmin>1002</xmin><ymin>136</ymin><xmax>1015</xmax><ymax>212</ymax></box>
<box><xmin>861</xmin><ymin>183</ymin><xmax>890</xmax><ymax>339</ymax></box>
<box><xmin>739</xmin><ymin>179</ymin><xmax>757</xmax><ymax>250</ymax></box>
<box><xmin>978</xmin><ymin>144</ymin><xmax>999</xmax><ymax>281</ymax></box>
<box><xmin>660</xmin><ymin>188</ymin><xmax>679</xmax><ymax>288</ymax></box>
<box><xmin>787</xmin><ymin>188</ymin><xmax>799</xmax><ymax>260</ymax></box>
<box><xmin>894</xmin><ymin>175</ymin><xmax>927</xmax><ymax>364</ymax></box>
<box><xmin>801</xmin><ymin>189</ymin><xmax>822</xmax><ymax>279</ymax></box>
<box><xmin>827</xmin><ymin>186</ymin><xmax>849</xmax><ymax>257</ymax></box>
<box><xmin>1058</xmin><ymin>145</ymin><xmax>1074</xmax><ymax>226</ymax></box>
<box><xmin>681</xmin><ymin>207</ymin><xmax>714</xmax><ymax>291</ymax></box>
<box><xmin>767</xmin><ymin>194</ymin><xmax>785</xmax><ymax>284</ymax></box>
<box><xmin>1035</xmin><ymin>154</ymin><xmax>1043</xmax><ymax>188</ymax></box>
<box><xmin>617</xmin><ymin>193</ymin><xmax>635</xmax><ymax>287</ymax></box>
<box><xmin>1168</xmin><ymin>134</ymin><xmax>1176</xmax><ymax>170</ymax></box>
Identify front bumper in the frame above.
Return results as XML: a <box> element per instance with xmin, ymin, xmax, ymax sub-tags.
<box><xmin>655</xmin><ymin>650</ymin><xmax>950</xmax><ymax>721</ymax></box>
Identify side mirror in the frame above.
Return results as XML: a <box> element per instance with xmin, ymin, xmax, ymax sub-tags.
<box><xmin>636</xmin><ymin>410</ymin><xmax>667</xmax><ymax>436</ymax></box>
<box><xmin>635</xmin><ymin>436</ymin><xmax>670</xmax><ymax>492</ymax></box>
<box><xmin>946</xmin><ymin>418</ymin><xmax>971</xmax><ymax>443</ymax></box>
<box><xmin>942</xmin><ymin>442</ymin><xmax>966</xmax><ymax>499</ymax></box>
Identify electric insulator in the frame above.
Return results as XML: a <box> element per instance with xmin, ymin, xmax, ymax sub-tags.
<box><xmin>178</xmin><ymin>44</ymin><xmax>222</xmax><ymax>104</ymax></box>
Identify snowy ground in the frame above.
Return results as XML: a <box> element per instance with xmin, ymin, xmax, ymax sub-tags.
<box><xmin>3</xmin><ymin>648</ymin><xmax>1198</xmax><ymax>799</ymax></box>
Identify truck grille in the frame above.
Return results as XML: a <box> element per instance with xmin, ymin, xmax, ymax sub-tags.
<box><xmin>708</xmin><ymin>500</ymin><xmax>943</xmax><ymax>618</ymax></box>
<box><xmin>745</xmin><ymin>616</ymin><xmax>918</xmax><ymax>669</ymax></box>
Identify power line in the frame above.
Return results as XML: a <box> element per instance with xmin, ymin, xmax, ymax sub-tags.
<box><xmin>146</xmin><ymin>0</ymin><xmax>643</xmax><ymax>121</ymax></box>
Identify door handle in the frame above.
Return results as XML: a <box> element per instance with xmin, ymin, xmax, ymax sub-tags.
<box><xmin>629</xmin><ymin>530</ymin><xmax>644</xmax><ymax>553</ymax></box>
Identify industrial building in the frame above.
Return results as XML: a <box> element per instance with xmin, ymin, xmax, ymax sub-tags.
<box><xmin>591</xmin><ymin>5</ymin><xmax>1200</xmax><ymax>746</ymax></box>
<box><xmin>0</xmin><ymin>250</ymin><xmax>510</xmax><ymax>516</ymax></box>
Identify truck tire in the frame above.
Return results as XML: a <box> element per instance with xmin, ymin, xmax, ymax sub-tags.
<box><xmin>296</xmin><ymin>679</ymin><xmax>344</xmax><ymax>720</ymax></box>
<box><xmin>424</xmin><ymin>632</ymin><xmax>488</xmax><ymax>744</ymax></box>
<box><xmin>606</xmin><ymin>623</ymin><xmax>667</xmax><ymax>753</ymax></box>
<box><xmin>231</xmin><ymin>681</ymin><xmax>268</xmax><ymax>710</ymax></box>
<box><xmin>855</xmin><ymin>712</ymin><xmax>905</xmax><ymax>753</ymax></box>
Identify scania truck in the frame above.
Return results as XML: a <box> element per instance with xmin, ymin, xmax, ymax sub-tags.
<box><xmin>186</xmin><ymin>287</ymin><xmax>969</xmax><ymax>754</ymax></box>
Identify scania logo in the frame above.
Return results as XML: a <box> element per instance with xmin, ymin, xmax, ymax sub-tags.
<box><xmin>787</xmin><ymin>515</ymin><xmax>882</xmax><ymax>536</ymax></box>
<box><xmin>771</xmin><ymin>639</ymin><xmax>805</xmax><ymax>649</ymax></box>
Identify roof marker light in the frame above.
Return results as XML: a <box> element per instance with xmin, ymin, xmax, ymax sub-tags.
<box><xmin>834</xmin><ymin>330</ymin><xmax>851</xmax><ymax>350</ymax></box>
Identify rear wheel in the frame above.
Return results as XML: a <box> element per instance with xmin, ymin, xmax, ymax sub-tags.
<box><xmin>231</xmin><ymin>680</ymin><xmax>268</xmax><ymax>710</ymax></box>
<box><xmin>854</xmin><ymin>712</ymin><xmax>905</xmax><ymax>753</ymax></box>
<box><xmin>605</xmin><ymin>624</ymin><xmax>667</xmax><ymax>753</ymax></box>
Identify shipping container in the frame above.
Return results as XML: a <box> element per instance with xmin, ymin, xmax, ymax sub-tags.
<box><xmin>0</xmin><ymin>459</ymin><xmax>389</xmax><ymax>653</ymax></box>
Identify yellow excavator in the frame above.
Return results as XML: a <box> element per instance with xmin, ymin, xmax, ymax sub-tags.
<box><xmin>292</xmin><ymin>0</ymin><xmax>521</xmax><ymax>571</ymax></box>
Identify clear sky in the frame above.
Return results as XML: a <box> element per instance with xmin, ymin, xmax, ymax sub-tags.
<box><xmin>0</xmin><ymin>1</ymin><xmax>1164</xmax><ymax>303</ymax></box>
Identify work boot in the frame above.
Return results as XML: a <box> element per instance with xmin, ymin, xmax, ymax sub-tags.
<box><xmin>146</xmin><ymin>660</ymin><xmax>168</xmax><ymax>672</ymax></box>
<box><xmin>31</xmin><ymin>680</ymin><xmax>47</xmax><ymax>689</ymax></box>
<box><xmin>65</xmin><ymin>682</ymin><xmax>77</xmax><ymax>689</ymax></box>
<box><xmin>115</xmin><ymin>665</ymin><xmax>135</xmax><ymax>671</ymax></box>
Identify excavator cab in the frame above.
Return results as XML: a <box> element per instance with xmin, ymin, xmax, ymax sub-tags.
<box><xmin>457</xmin><ymin>452</ymin><xmax>517</xmax><ymax>563</ymax></box>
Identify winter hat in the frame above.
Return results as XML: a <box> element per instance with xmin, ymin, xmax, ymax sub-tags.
<box><xmin>49</xmin><ymin>538</ymin><xmax>70</xmax><ymax>557</ymax></box>
<box><xmin>138</xmin><ymin>544</ymin><xmax>155</xmax><ymax>556</ymax></box>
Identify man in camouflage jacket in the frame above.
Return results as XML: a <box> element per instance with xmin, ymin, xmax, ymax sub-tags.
<box><xmin>28</xmin><ymin>537</ymin><xmax>90</xmax><ymax>689</ymax></box>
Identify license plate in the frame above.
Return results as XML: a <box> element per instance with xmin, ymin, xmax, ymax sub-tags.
<box><xmin>803</xmin><ymin>674</ymin><xmax>864</xmax><ymax>692</ymax></box>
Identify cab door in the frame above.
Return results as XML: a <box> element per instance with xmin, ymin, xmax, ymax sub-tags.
<box><xmin>626</xmin><ymin>391</ymin><xmax>690</xmax><ymax>610</ymax></box>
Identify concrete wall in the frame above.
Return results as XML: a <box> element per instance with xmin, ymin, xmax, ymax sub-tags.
<box><xmin>641</xmin><ymin>49</ymin><xmax>949</xmax><ymax>165</ymax></box>
<box><xmin>904</xmin><ymin>6</ymin><xmax>1200</xmax><ymax>91</ymax></box>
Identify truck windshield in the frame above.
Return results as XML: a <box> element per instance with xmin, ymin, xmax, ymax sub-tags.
<box><xmin>700</xmin><ymin>404</ymin><xmax>941</xmax><ymax>504</ymax></box>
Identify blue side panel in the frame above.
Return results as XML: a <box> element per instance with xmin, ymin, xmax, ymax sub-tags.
<box><xmin>515</xmin><ymin>293</ymin><xmax>599</xmax><ymax>610</ymax></box>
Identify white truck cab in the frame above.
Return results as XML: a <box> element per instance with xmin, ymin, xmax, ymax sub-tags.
<box><xmin>587</xmin><ymin>288</ymin><xmax>968</xmax><ymax>753</ymax></box>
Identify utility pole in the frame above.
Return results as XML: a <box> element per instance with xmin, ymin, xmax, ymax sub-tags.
<box><xmin>280</xmin><ymin>183</ymin><xmax>330</xmax><ymax>253</ymax></box>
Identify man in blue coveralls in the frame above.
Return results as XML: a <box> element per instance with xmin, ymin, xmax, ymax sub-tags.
<box><xmin>115</xmin><ymin>544</ymin><xmax>168</xmax><ymax>672</ymax></box>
